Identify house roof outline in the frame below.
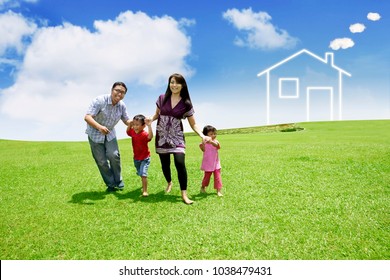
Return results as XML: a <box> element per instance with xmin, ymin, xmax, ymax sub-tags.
<box><xmin>257</xmin><ymin>48</ymin><xmax>352</xmax><ymax>77</ymax></box>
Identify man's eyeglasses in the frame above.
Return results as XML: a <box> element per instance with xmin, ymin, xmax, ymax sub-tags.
<box><xmin>113</xmin><ymin>88</ymin><xmax>126</xmax><ymax>94</ymax></box>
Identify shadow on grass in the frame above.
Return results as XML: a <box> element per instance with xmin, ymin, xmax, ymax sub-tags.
<box><xmin>118</xmin><ymin>189</ymin><xmax>217</xmax><ymax>203</ymax></box>
<box><xmin>68</xmin><ymin>190</ymin><xmax>109</xmax><ymax>205</ymax></box>
<box><xmin>192</xmin><ymin>191</ymin><xmax>214</xmax><ymax>201</ymax></box>
<box><xmin>68</xmin><ymin>189</ymin><xmax>184</xmax><ymax>205</ymax></box>
<box><xmin>115</xmin><ymin>189</ymin><xmax>182</xmax><ymax>204</ymax></box>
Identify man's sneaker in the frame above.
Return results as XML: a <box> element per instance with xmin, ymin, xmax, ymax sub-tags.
<box><xmin>106</xmin><ymin>187</ymin><xmax>117</xmax><ymax>192</ymax></box>
<box><xmin>116</xmin><ymin>182</ymin><xmax>125</xmax><ymax>190</ymax></box>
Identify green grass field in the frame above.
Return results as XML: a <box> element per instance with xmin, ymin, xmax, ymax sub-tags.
<box><xmin>0</xmin><ymin>120</ymin><xmax>389</xmax><ymax>260</ymax></box>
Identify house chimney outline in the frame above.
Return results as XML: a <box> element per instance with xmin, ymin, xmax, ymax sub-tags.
<box><xmin>325</xmin><ymin>52</ymin><xmax>334</xmax><ymax>66</ymax></box>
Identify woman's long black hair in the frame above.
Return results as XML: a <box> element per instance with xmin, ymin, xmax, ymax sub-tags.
<box><xmin>163</xmin><ymin>73</ymin><xmax>192</xmax><ymax>107</ymax></box>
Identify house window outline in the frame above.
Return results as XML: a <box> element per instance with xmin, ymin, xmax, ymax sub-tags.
<box><xmin>306</xmin><ymin>87</ymin><xmax>334</xmax><ymax>122</ymax></box>
<box><xmin>279</xmin><ymin>78</ymin><xmax>299</xmax><ymax>99</ymax></box>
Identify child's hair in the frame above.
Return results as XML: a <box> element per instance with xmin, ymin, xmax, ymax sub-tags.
<box><xmin>202</xmin><ymin>125</ymin><xmax>217</xmax><ymax>135</ymax></box>
<box><xmin>133</xmin><ymin>114</ymin><xmax>146</xmax><ymax>125</ymax></box>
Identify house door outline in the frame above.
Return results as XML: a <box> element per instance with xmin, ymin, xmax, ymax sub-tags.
<box><xmin>306</xmin><ymin>87</ymin><xmax>334</xmax><ymax>122</ymax></box>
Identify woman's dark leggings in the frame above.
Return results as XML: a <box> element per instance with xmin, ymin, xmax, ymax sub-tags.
<box><xmin>159</xmin><ymin>153</ymin><xmax>187</xmax><ymax>190</ymax></box>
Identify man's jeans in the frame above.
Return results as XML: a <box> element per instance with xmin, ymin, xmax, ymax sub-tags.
<box><xmin>88</xmin><ymin>137</ymin><xmax>123</xmax><ymax>189</ymax></box>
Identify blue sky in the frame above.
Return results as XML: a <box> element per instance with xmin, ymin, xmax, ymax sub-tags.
<box><xmin>0</xmin><ymin>0</ymin><xmax>388</xmax><ymax>141</ymax></box>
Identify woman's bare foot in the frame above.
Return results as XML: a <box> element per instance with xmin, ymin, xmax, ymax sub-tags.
<box><xmin>142</xmin><ymin>192</ymin><xmax>149</xmax><ymax>197</ymax></box>
<box><xmin>181</xmin><ymin>190</ymin><xmax>194</xmax><ymax>205</ymax></box>
<box><xmin>217</xmin><ymin>190</ymin><xmax>223</xmax><ymax>197</ymax></box>
<box><xmin>200</xmin><ymin>187</ymin><xmax>206</xmax><ymax>193</ymax></box>
<box><xmin>183</xmin><ymin>198</ymin><xmax>194</xmax><ymax>205</ymax></box>
<box><xmin>165</xmin><ymin>182</ymin><xmax>172</xmax><ymax>193</ymax></box>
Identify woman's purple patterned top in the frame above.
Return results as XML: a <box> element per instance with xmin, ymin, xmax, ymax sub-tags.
<box><xmin>155</xmin><ymin>94</ymin><xmax>194</xmax><ymax>154</ymax></box>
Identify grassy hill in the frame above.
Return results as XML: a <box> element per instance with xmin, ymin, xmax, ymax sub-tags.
<box><xmin>0</xmin><ymin>120</ymin><xmax>389</xmax><ymax>259</ymax></box>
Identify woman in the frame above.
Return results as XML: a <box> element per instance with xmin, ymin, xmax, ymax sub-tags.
<box><xmin>151</xmin><ymin>73</ymin><xmax>211</xmax><ymax>204</ymax></box>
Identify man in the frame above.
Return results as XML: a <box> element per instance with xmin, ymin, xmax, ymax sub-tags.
<box><xmin>84</xmin><ymin>82</ymin><xmax>131</xmax><ymax>192</ymax></box>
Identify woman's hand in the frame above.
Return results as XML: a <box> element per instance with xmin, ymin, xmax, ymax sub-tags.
<box><xmin>202</xmin><ymin>135</ymin><xmax>212</xmax><ymax>143</ymax></box>
<box><xmin>149</xmin><ymin>107</ymin><xmax>160</xmax><ymax>122</ymax></box>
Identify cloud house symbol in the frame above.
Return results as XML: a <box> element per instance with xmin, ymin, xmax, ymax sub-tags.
<box><xmin>257</xmin><ymin>49</ymin><xmax>351</xmax><ymax>125</ymax></box>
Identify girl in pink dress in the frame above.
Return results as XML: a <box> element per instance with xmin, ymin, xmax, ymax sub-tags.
<box><xmin>200</xmin><ymin>125</ymin><xmax>223</xmax><ymax>197</ymax></box>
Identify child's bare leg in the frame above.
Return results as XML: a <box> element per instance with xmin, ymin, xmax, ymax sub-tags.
<box><xmin>165</xmin><ymin>181</ymin><xmax>172</xmax><ymax>193</ymax></box>
<box><xmin>142</xmin><ymin>176</ymin><xmax>148</xmax><ymax>197</ymax></box>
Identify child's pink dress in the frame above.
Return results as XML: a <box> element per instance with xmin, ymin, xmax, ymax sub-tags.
<box><xmin>201</xmin><ymin>142</ymin><xmax>222</xmax><ymax>190</ymax></box>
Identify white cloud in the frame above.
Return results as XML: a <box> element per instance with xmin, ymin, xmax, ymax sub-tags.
<box><xmin>329</xmin><ymin>38</ymin><xmax>355</xmax><ymax>50</ymax></box>
<box><xmin>0</xmin><ymin>10</ymin><xmax>193</xmax><ymax>141</ymax></box>
<box><xmin>0</xmin><ymin>10</ymin><xmax>37</xmax><ymax>55</ymax></box>
<box><xmin>0</xmin><ymin>0</ymin><xmax>38</xmax><ymax>10</ymax></box>
<box><xmin>222</xmin><ymin>7</ymin><xmax>298</xmax><ymax>50</ymax></box>
<box><xmin>349</xmin><ymin>23</ymin><xmax>366</xmax><ymax>33</ymax></box>
<box><xmin>0</xmin><ymin>57</ymin><xmax>18</xmax><ymax>67</ymax></box>
<box><xmin>367</xmin><ymin>12</ymin><xmax>381</xmax><ymax>21</ymax></box>
<box><xmin>0</xmin><ymin>0</ymin><xmax>18</xmax><ymax>9</ymax></box>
